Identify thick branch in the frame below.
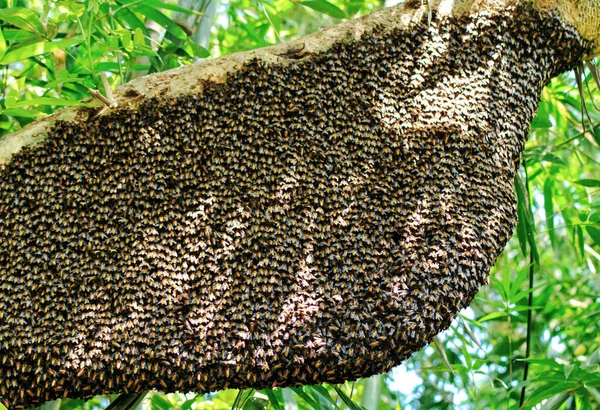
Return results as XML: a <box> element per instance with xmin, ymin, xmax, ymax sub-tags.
<box><xmin>1</xmin><ymin>0</ymin><xmax>598</xmax><ymax>164</ymax></box>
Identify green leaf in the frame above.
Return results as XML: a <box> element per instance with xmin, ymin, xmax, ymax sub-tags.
<box><xmin>6</xmin><ymin>97</ymin><xmax>92</xmax><ymax>108</ymax></box>
<box><xmin>347</xmin><ymin>0</ymin><xmax>365</xmax><ymax>16</ymax></box>
<box><xmin>116</xmin><ymin>0</ymin><xmax>188</xmax><ymax>41</ymax></box>
<box><xmin>522</xmin><ymin>382</ymin><xmax>579</xmax><ymax>408</ymax></box>
<box><xmin>0</xmin><ymin>38</ymin><xmax>80</xmax><ymax>65</ymax></box>
<box><xmin>541</xmin><ymin>153</ymin><xmax>565</xmax><ymax>166</ymax></box>
<box><xmin>144</xmin><ymin>0</ymin><xmax>207</xmax><ymax>15</ymax></box>
<box><xmin>310</xmin><ymin>385</ymin><xmax>337</xmax><ymax>406</ymax></box>
<box><xmin>0</xmin><ymin>29</ymin><xmax>6</xmax><ymax>61</ymax></box>
<box><xmin>133</xmin><ymin>27</ymin><xmax>145</xmax><ymax>47</ymax></box>
<box><xmin>516</xmin><ymin>194</ymin><xmax>528</xmax><ymax>257</ymax></box>
<box><xmin>433</xmin><ymin>336</ymin><xmax>454</xmax><ymax>373</ymax></box>
<box><xmin>291</xmin><ymin>387</ymin><xmax>321</xmax><ymax>410</ymax></box>
<box><xmin>150</xmin><ymin>393</ymin><xmax>173</xmax><ymax>410</ymax></box>
<box><xmin>531</xmin><ymin>115</ymin><xmax>553</xmax><ymax>129</ymax></box>
<box><xmin>544</xmin><ymin>178</ymin><xmax>557</xmax><ymax>249</ymax></box>
<box><xmin>333</xmin><ymin>386</ymin><xmax>364</xmax><ymax>410</ymax></box>
<box><xmin>301</xmin><ymin>0</ymin><xmax>347</xmax><ymax>19</ymax></box>
<box><xmin>263</xmin><ymin>389</ymin><xmax>283</xmax><ymax>410</ymax></box>
<box><xmin>576</xmin><ymin>225</ymin><xmax>585</xmax><ymax>258</ymax></box>
<box><xmin>511</xmin><ymin>283</ymin><xmax>546</xmax><ymax>304</ymax></box>
<box><xmin>509</xmin><ymin>264</ymin><xmax>531</xmax><ymax>299</ymax></box>
<box><xmin>587</xmin><ymin>387</ymin><xmax>600</xmax><ymax>405</ymax></box>
<box><xmin>112</xmin><ymin>7</ymin><xmax>148</xmax><ymax>33</ymax></box>
<box><xmin>574</xmin><ymin>179</ymin><xmax>600</xmax><ymax>188</ymax></box>
<box><xmin>120</xmin><ymin>30</ymin><xmax>132</xmax><ymax>51</ymax></box>
<box><xmin>0</xmin><ymin>29</ymin><xmax>40</xmax><ymax>43</ymax></box>
<box><xmin>1</xmin><ymin>107</ymin><xmax>44</xmax><ymax>118</ymax></box>
<box><xmin>0</xmin><ymin>8</ymin><xmax>44</xmax><ymax>35</ymax></box>
<box><xmin>190</xmin><ymin>42</ymin><xmax>211</xmax><ymax>58</ymax></box>
<box><xmin>478</xmin><ymin>311</ymin><xmax>509</xmax><ymax>322</ymax></box>
<box><xmin>586</xmin><ymin>226</ymin><xmax>600</xmax><ymax>248</ymax></box>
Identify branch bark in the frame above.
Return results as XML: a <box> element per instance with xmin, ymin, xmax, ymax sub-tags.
<box><xmin>2</xmin><ymin>0</ymin><xmax>597</xmax><ymax>164</ymax></box>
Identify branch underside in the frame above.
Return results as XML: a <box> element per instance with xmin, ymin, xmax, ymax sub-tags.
<box><xmin>0</xmin><ymin>4</ymin><xmax>592</xmax><ymax>408</ymax></box>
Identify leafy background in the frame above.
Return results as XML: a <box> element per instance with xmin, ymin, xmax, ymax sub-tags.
<box><xmin>0</xmin><ymin>0</ymin><xmax>599</xmax><ymax>409</ymax></box>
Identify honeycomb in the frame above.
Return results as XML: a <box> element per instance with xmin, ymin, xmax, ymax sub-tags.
<box><xmin>0</xmin><ymin>4</ymin><xmax>592</xmax><ymax>408</ymax></box>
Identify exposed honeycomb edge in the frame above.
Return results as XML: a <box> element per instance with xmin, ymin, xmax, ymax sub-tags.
<box><xmin>0</xmin><ymin>0</ymin><xmax>596</xmax><ymax>165</ymax></box>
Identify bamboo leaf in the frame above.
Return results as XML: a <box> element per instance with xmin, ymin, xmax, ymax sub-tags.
<box><xmin>347</xmin><ymin>0</ymin><xmax>365</xmax><ymax>16</ymax></box>
<box><xmin>0</xmin><ymin>29</ymin><xmax>6</xmax><ymax>61</ymax></box>
<box><xmin>544</xmin><ymin>178</ymin><xmax>557</xmax><ymax>249</ymax></box>
<box><xmin>523</xmin><ymin>383</ymin><xmax>578</xmax><ymax>408</ymax></box>
<box><xmin>574</xmin><ymin>179</ymin><xmax>600</xmax><ymax>188</ymax></box>
<box><xmin>309</xmin><ymin>385</ymin><xmax>337</xmax><ymax>407</ymax></box>
<box><xmin>0</xmin><ymin>39</ymin><xmax>80</xmax><ymax>65</ymax></box>
<box><xmin>478</xmin><ymin>311</ymin><xmax>509</xmax><ymax>322</ymax></box>
<box><xmin>144</xmin><ymin>0</ymin><xmax>207</xmax><ymax>15</ymax></box>
<box><xmin>541</xmin><ymin>153</ymin><xmax>565</xmax><ymax>166</ymax></box>
<box><xmin>433</xmin><ymin>336</ymin><xmax>454</xmax><ymax>373</ymax></box>
<box><xmin>300</xmin><ymin>0</ymin><xmax>347</xmax><ymax>19</ymax></box>
<box><xmin>586</xmin><ymin>226</ymin><xmax>600</xmax><ymax>248</ymax></box>
<box><xmin>5</xmin><ymin>97</ymin><xmax>92</xmax><ymax>108</ymax></box>
<box><xmin>115</xmin><ymin>0</ymin><xmax>189</xmax><ymax>41</ymax></box>
<box><xmin>587</xmin><ymin>387</ymin><xmax>600</xmax><ymax>405</ymax></box>
<box><xmin>263</xmin><ymin>389</ymin><xmax>283</xmax><ymax>410</ymax></box>
<box><xmin>511</xmin><ymin>283</ymin><xmax>546</xmax><ymax>304</ymax></box>
<box><xmin>291</xmin><ymin>387</ymin><xmax>321</xmax><ymax>410</ymax></box>
<box><xmin>0</xmin><ymin>8</ymin><xmax>44</xmax><ymax>35</ymax></box>
<box><xmin>1</xmin><ymin>108</ymin><xmax>44</xmax><ymax>118</ymax></box>
<box><xmin>333</xmin><ymin>386</ymin><xmax>365</xmax><ymax>410</ymax></box>
<box><xmin>576</xmin><ymin>225</ymin><xmax>585</xmax><ymax>258</ymax></box>
<box><xmin>460</xmin><ymin>316</ymin><xmax>482</xmax><ymax>349</ymax></box>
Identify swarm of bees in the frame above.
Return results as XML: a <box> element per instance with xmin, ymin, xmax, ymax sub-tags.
<box><xmin>0</xmin><ymin>4</ymin><xmax>592</xmax><ymax>409</ymax></box>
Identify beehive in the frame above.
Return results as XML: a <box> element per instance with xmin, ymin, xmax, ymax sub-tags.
<box><xmin>0</xmin><ymin>3</ymin><xmax>593</xmax><ymax>408</ymax></box>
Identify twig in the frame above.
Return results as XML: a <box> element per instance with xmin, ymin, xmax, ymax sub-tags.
<box><xmin>88</xmin><ymin>88</ymin><xmax>117</xmax><ymax>108</ymax></box>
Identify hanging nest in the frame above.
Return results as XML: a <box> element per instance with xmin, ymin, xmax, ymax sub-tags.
<box><xmin>0</xmin><ymin>2</ymin><xmax>594</xmax><ymax>408</ymax></box>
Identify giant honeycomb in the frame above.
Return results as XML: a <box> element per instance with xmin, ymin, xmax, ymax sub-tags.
<box><xmin>0</xmin><ymin>4</ymin><xmax>593</xmax><ymax>408</ymax></box>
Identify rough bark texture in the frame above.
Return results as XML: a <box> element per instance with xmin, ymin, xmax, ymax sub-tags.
<box><xmin>0</xmin><ymin>1</ymin><xmax>595</xmax><ymax>408</ymax></box>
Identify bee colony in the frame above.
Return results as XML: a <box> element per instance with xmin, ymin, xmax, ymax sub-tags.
<box><xmin>0</xmin><ymin>2</ymin><xmax>594</xmax><ymax>408</ymax></box>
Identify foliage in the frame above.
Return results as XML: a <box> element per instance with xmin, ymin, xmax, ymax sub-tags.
<box><xmin>0</xmin><ymin>0</ymin><xmax>599</xmax><ymax>409</ymax></box>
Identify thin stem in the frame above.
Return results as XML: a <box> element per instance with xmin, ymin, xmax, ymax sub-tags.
<box><xmin>519</xmin><ymin>159</ymin><xmax>536</xmax><ymax>408</ymax></box>
<box><xmin>258</xmin><ymin>0</ymin><xmax>282</xmax><ymax>43</ymax></box>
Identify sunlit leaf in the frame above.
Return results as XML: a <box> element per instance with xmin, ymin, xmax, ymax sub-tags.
<box><xmin>5</xmin><ymin>97</ymin><xmax>92</xmax><ymax>108</ymax></box>
<box><xmin>144</xmin><ymin>0</ymin><xmax>207</xmax><ymax>15</ymax></box>
<box><xmin>300</xmin><ymin>0</ymin><xmax>347</xmax><ymax>19</ymax></box>
<box><xmin>478</xmin><ymin>311</ymin><xmax>509</xmax><ymax>322</ymax></box>
<box><xmin>0</xmin><ymin>39</ymin><xmax>80</xmax><ymax>65</ymax></box>
<box><xmin>0</xmin><ymin>8</ymin><xmax>44</xmax><ymax>35</ymax></box>
<box><xmin>0</xmin><ymin>29</ymin><xmax>6</xmax><ymax>61</ymax></box>
<box><xmin>1</xmin><ymin>107</ymin><xmax>45</xmax><ymax>118</ymax></box>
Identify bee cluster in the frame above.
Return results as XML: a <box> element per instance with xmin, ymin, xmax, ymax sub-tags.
<box><xmin>0</xmin><ymin>4</ymin><xmax>591</xmax><ymax>408</ymax></box>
